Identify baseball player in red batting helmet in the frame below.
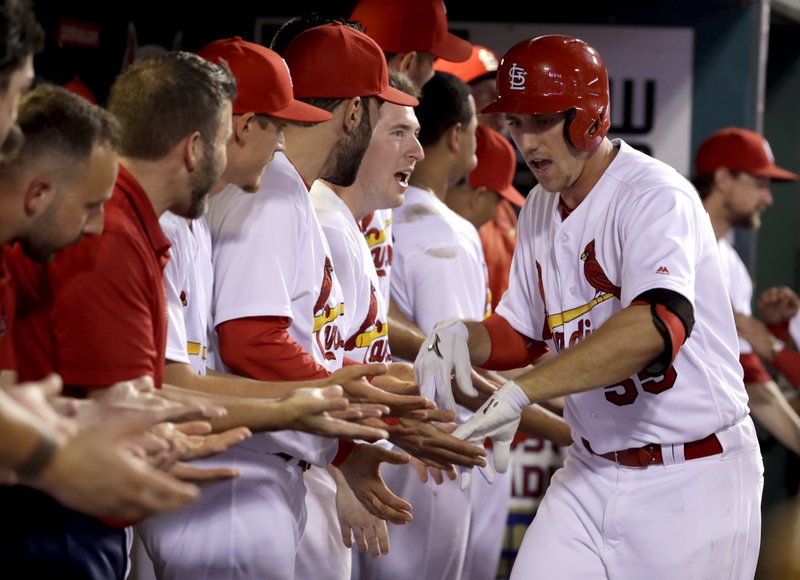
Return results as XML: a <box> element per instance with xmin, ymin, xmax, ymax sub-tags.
<box><xmin>415</xmin><ymin>34</ymin><xmax>763</xmax><ymax>580</ymax></box>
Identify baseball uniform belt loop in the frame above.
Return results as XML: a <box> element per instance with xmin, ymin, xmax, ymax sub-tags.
<box><xmin>581</xmin><ymin>433</ymin><xmax>722</xmax><ymax>468</ymax></box>
<box><xmin>274</xmin><ymin>452</ymin><xmax>311</xmax><ymax>472</ymax></box>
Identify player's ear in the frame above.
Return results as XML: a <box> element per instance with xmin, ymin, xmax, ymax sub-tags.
<box><xmin>447</xmin><ymin>123</ymin><xmax>463</xmax><ymax>152</ymax></box>
<box><xmin>234</xmin><ymin>113</ymin><xmax>255</xmax><ymax>145</ymax></box>
<box><xmin>392</xmin><ymin>51</ymin><xmax>416</xmax><ymax>76</ymax></box>
<box><xmin>23</xmin><ymin>178</ymin><xmax>55</xmax><ymax>217</ymax></box>
<box><xmin>184</xmin><ymin>131</ymin><xmax>203</xmax><ymax>172</ymax></box>
<box><xmin>341</xmin><ymin>96</ymin><xmax>363</xmax><ymax>135</ymax></box>
<box><xmin>471</xmin><ymin>185</ymin><xmax>490</xmax><ymax>208</ymax></box>
<box><xmin>713</xmin><ymin>167</ymin><xmax>734</xmax><ymax>193</ymax></box>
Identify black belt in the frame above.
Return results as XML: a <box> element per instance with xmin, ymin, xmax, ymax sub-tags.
<box><xmin>275</xmin><ymin>452</ymin><xmax>311</xmax><ymax>471</ymax></box>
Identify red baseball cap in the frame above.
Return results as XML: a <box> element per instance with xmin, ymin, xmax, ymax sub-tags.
<box><xmin>283</xmin><ymin>24</ymin><xmax>418</xmax><ymax>106</ymax></box>
<box><xmin>351</xmin><ymin>0</ymin><xmax>472</xmax><ymax>63</ymax></box>
<box><xmin>197</xmin><ymin>37</ymin><xmax>332</xmax><ymax>123</ymax></box>
<box><xmin>469</xmin><ymin>124</ymin><xmax>526</xmax><ymax>207</ymax></box>
<box><xmin>65</xmin><ymin>75</ymin><xmax>97</xmax><ymax>104</ymax></box>
<box><xmin>695</xmin><ymin>127</ymin><xmax>799</xmax><ymax>181</ymax></box>
<box><xmin>434</xmin><ymin>45</ymin><xmax>499</xmax><ymax>84</ymax></box>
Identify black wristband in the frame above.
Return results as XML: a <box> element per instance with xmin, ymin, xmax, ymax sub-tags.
<box><xmin>16</xmin><ymin>432</ymin><xmax>59</xmax><ymax>479</ymax></box>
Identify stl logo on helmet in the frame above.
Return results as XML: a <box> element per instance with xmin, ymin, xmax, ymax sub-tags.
<box><xmin>508</xmin><ymin>63</ymin><xmax>526</xmax><ymax>91</ymax></box>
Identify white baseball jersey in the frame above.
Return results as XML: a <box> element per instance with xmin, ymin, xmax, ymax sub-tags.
<box><xmin>207</xmin><ymin>154</ymin><xmax>347</xmax><ymax>466</ymax></box>
<box><xmin>361</xmin><ymin>208</ymin><xmax>393</xmax><ymax>303</ymax></box>
<box><xmin>392</xmin><ymin>185</ymin><xmax>491</xmax><ymax>336</ymax></box>
<box><xmin>360</xmin><ymin>185</ymin><xmax>491</xmax><ymax>580</ymax></box>
<box><xmin>496</xmin><ymin>140</ymin><xmax>749</xmax><ymax>454</ymax></box>
<box><xmin>311</xmin><ymin>181</ymin><xmax>391</xmax><ymax>364</ymax></box>
<box><xmin>160</xmin><ymin>212</ymin><xmax>212</xmax><ymax>375</ymax></box>
<box><xmin>717</xmin><ymin>236</ymin><xmax>755</xmax><ymax>354</ymax></box>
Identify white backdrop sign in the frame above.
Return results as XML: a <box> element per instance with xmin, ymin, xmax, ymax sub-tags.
<box><xmin>450</xmin><ymin>23</ymin><xmax>694</xmax><ymax>175</ymax></box>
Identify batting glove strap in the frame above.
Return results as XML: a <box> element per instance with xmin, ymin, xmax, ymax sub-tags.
<box><xmin>496</xmin><ymin>380</ymin><xmax>531</xmax><ymax>414</ymax></box>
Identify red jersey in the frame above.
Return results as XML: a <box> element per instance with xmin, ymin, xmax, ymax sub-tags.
<box><xmin>10</xmin><ymin>165</ymin><xmax>171</xmax><ymax>389</ymax></box>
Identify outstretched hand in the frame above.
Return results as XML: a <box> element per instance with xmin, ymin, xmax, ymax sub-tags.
<box><xmin>283</xmin><ymin>386</ymin><xmax>390</xmax><ymax>441</ymax></box>
<box><xmin>390</xmin><ymin>413</ymin><xmax>487</xmax><ymax>471</ymax></box>
<box><xmin>331</xmin><ymin>364</ymin><xmax>434</xmax><ymax>418</ymax></box>
<box><xmin>329</xmin><ymin>465</ymin><xmax>390</xmax><ymax>557</ymax></box>
<box><xmin>339</xmin><ymin>443</ymin><xmax>412</xmax><ymax>525</ymax></box>
<box><xmin>31</xmin><ymin>404</ymin><xmax>203</xmax><ymax>522</ymax></box>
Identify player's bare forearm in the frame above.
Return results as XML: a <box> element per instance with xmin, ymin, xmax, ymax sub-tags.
<box><xmin>165</xmin><ymin>362</ymin><xmax>322</xmax><ymax>400</ymax></box>
<box><xmin>518</xmin><ymin>404</ymin><xmax>572</xmax><ymax>446</ymax></box>
<box><xmin>745</xmin><ymin>380</ymin><xmax>800</xmax><ymax>456</ymax></box>
<box><xmin>387</xmin><ymin>299</ymin><xmax>426</xmax><ymax>360</ymax></box>
<box><xmin>512</xmin><ymin>305</ymin><xmax>663</xmax><ymax>402</ymax></box>
<box><xmin>464</xmin><ymin>320</ymin><xmax>492</xmax><ymax>365</ymax></box>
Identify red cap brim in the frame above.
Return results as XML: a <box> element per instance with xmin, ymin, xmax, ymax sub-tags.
<box><xmin>377</xmin><ymin>86</ymin><xmax>419</xmax><ymax>107</ymax></box>
<box><xmin>751</xmin><ymin>165</ymin><xmax>800</xmax><ymax>182</ymax></box>
<box><xmin>498</xmin><ymin>184</ymin><xmax>526</xmax><ymax>207</ymax></box>
<box><xmin>432</xmin><ymin>33</ymin><xmax>472</xmax><ymax>63</ymax></box>
<box><xmin>269</xmin><ymin>99</ymin><xmax>333</xmax><ymax>123</ymax></box>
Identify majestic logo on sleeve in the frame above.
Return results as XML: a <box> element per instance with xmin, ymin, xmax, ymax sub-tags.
<box><xmin>344</xmin><ymin>282</ymin><xmax>389</xmax><ymax>363</ymax></box>
<box><xmin>312</xmin><ymin>257</ymin><xmax>344</xmax><ymax>361</ymax></box>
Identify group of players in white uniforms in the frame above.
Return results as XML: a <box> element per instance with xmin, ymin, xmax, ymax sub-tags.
<box><xmin>114</xmin><ymin>2</ymin><xmax>800</xmax><ymax>579</ymax></box>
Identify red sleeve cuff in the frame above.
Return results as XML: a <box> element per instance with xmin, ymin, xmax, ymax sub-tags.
<box><xmin>774</xmin><ymin>347</ymin><xmax>800</xmax><ymax>389</ymax></box>
<box><xmin>740</xmin><ymin>352</ymin><xmax>772</xmax><ymax>384</ymax></box>
<box><xmin>767</xmin><ymin>321</ymin><xmax>790</xmax><ymax>343</ymax></box>
<box><xmin>480</xmin><ymin>313</ymin><xmax>548</xmax><ymax>370</ymax></box>
<box><xmin>332</xmin><ymin>439</ymin><xmax>356</xmax><ymax>466</ymax></box>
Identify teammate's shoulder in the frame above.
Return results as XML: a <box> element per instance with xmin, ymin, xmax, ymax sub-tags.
<box><xmin>393</xmin><ymin>186</ymin><xmax>449</xmax><ymax>228</ymax></box>
<box><xmin>158</xmin><ymin>211</ymin><xmax>189</xmax><ymax>241</ymax></box>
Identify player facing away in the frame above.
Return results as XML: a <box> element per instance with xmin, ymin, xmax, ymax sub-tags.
<box><xmin>414</xmin><ymin>35</ymin><xmax>764</xmax><ymax>579</ymax></box>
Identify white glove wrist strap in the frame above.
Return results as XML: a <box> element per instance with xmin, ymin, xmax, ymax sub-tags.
<box><xmin>499</xmin><ymin>380</ymin><xmax>531</xmax><ymax>413</ymax></box>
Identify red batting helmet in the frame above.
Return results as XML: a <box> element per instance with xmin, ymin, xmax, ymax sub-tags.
<box><xmin>482</xmin><ymin>35</ymin><xmax>610</xmax><ymax>152</ymax></box>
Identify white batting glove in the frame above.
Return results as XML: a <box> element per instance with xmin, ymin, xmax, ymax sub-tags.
<box><xmin>414</xmin><ymin>318</ymin><xmax>475</xmax><ymax>412</ymax></box>
<box><xmin>452</xmin><ymin>380</ymin><xmax>530</xmax><ymax>490</ymax></box>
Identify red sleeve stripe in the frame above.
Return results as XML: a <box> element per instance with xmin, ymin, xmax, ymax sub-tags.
<box><xmin>480</xmin><ymin>313</ymin><xmax>548</xmax><ymax>371</ymax></box>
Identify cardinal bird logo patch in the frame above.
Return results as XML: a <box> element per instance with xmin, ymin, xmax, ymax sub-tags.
<box><xmin>544</xmin><ymin>239</ymin><xmax>620</xmax><ymax>343</ymax></box>
<box><xmin>580</xmin><ymin>240</ymin><xmax>621</xmax><ymax>300</ymax></box>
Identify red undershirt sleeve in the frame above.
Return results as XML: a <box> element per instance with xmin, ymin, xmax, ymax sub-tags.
<box><xmin>218</xmin><ymin>316</ymin><xmax>358</xmax><ymax>465</ymax></box>
<box><xmin>774</xmin><ymin>348</ymin><xmax>800</xmax><ymax>389</ymax></box>
<box><xmin>739</xmin><ymin>353</ymin><xmax>772</xmax><ymax>384</ymax></box>
<box><xmin>767</xmin><ymin>321</ymin><xmax>790</xmax><ymax>343</ymax></box>
<box><xmin>217</xmin><ymin>316</ymin><xmax>329</xmax><ymax>381</ymax></box>
<box><xmin>480</xmin><ymin>313</ymin><xmax>549</xmax><ymax>370</ymax></box>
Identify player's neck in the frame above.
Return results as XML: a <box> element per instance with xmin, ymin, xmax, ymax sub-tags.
<box><xmin>327</xmin><ymin>181</ymin><xmax>370</xmax><ymax>222</ymax></box>
<box><xmin>702</xmin><ymin>197</ymin><xmax>732</xmax><ymax>241</ymax></box>
<box><xmin>119</xmin><ymin>156</ymin><xmax>171</xmax><ymax>218</ymax></box>
<box><xmin>561</xmin><ymin>139</ymin><xmax>617</xmax><ymax>208</ymax></box>
<box><xmin>410</xmin><ymin>166</ymin><xmax>449</xmax><ymax>202</ymax></box>
<box><xmin>283</xmin><ymin>125</ymin><xmax>336</xmax><ymax>186</ymax></box>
